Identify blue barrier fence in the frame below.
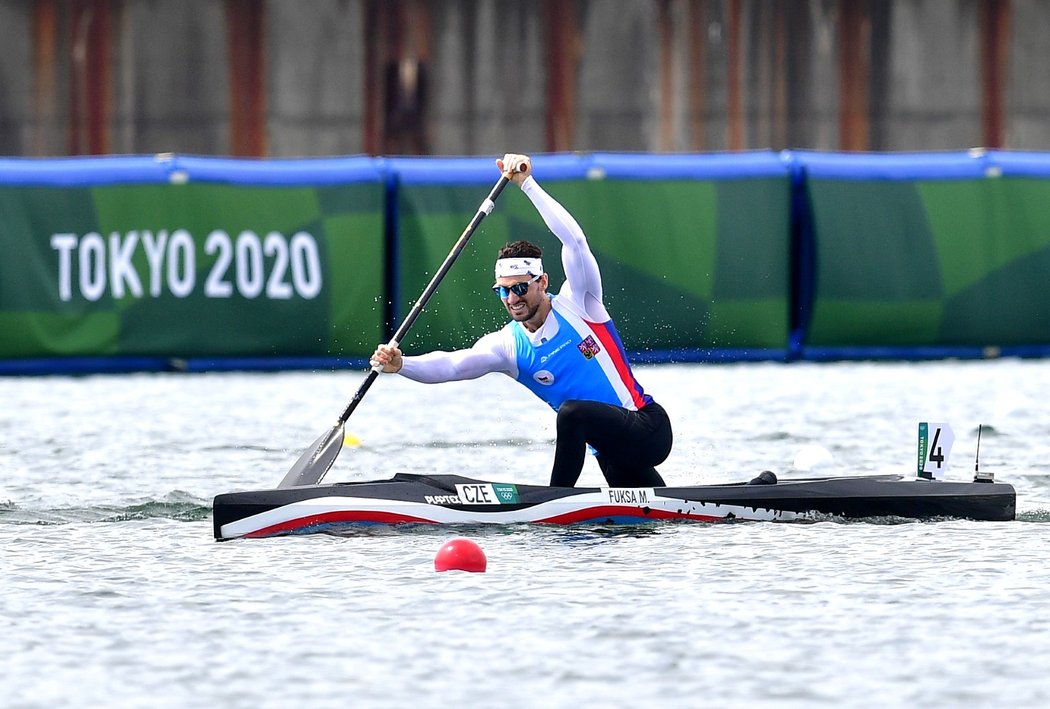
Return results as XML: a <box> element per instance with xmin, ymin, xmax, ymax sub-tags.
<box><xmin>3</xmin><ymin>150</ymin><xmax>1050</xmax><ymax>375</ymax></box>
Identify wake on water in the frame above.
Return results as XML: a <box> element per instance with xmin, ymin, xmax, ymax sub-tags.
<box><xmin>0</xmin><ymin>491</ymin><xmax>211</xmax><ymax>525</ymax></box>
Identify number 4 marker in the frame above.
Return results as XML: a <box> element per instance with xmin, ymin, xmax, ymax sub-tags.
<box><xmin>918</xmin><ymin>422</ymin><xmax>954</xmax><ymax>480</ymax></box>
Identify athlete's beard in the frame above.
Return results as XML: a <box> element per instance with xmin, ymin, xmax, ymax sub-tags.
<box><xmin>505</xmin><ymin>297</ymin><xmax>541</xmax><ymax>324</ymax></box>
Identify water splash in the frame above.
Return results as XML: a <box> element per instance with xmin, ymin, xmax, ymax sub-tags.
<box><xmin>792</xmin><ymin>444</ymin><xmax>835</xmax><ymax>472</ymax></box>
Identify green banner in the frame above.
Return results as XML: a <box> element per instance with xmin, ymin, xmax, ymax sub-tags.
<box><xmin>394</xmin><ymin>177</ymin><xmax>792</xmax><ymax>355</ymax></box>
<box><xmin>0</xmin><ymin>182</ymin><xmax>385</xmax><ymax>358</ymax></box>
<box><xmin>14</xmin><ymin>152</ymin><xmax>1047</xmax><ymax>368</ymax></box>
<box><xmin>805</xmin><ymin>176</ymin><xmax>1050</xmax><ymax>347</ymax></box>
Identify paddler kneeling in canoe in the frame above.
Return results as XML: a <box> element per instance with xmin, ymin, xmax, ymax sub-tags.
<box><xmin>370</xmin><ymin>153</ymin><xmax>672</xmax><ymax>488</ymax></box>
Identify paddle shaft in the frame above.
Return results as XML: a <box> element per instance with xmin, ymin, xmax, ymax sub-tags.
<box><xmin>336</xmin><ymin>172</ymin><xmax>516</xmax><ymax>425</ymax></box>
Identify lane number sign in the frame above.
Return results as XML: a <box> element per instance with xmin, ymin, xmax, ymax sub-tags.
<box><xmin>918</xmin><ymin>422</ymin><xmax>954</xmax><ymax>480</ymax></box>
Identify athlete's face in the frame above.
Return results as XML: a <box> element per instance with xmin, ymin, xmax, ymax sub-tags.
<box><xmin>494</xmin><ymin>273</ymin><xmax>547</xmax><ymax>324</ymax></box>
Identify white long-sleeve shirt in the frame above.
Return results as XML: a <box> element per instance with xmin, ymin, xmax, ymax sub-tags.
<box><xmin>398</xmin><ymin>175</ymin><xmax>651</xmax><ymax>412</ymax></box>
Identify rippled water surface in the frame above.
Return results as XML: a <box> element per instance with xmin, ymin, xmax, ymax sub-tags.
<box><xmin>3</xmin><ymin>360</ymin><xmax>1049</xmax><ymax>707</ymax></box>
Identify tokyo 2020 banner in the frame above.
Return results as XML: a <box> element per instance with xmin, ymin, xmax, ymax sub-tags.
<box><xmin>0</xmin><ymin>158</ymin><xmax>386</xmax><ymax>360</ymax></box>
<box><xmin>3</xmin><ymin>151</ymin><xmax>1050</xmax><ymax>371</ymax></box>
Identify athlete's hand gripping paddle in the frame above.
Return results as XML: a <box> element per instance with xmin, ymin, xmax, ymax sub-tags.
<box><xmin>278</xmin><ymin>160</ymin><xmax>528</xmax><ymax>488</ymax></box>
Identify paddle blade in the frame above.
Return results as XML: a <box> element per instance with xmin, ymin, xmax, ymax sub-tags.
<box><xmin>279</xmin><ymin>424</ymin><xmax>345</xmax><ymax>488</ymax></box>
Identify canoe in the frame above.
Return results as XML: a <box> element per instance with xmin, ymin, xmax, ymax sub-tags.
<box><xmin>212</xmin><ymin>471</ymin><xmax>1016</xmax><ymax>540</ymax></box>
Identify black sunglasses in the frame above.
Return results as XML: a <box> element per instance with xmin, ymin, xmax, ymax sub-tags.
<box><xmin>492</xmin><ymin>274</ymin><xmax>541</xmax><ymax>299</ymax></box>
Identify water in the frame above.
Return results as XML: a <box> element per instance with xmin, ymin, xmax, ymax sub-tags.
<box><xmin>2</xmin><ymin>360</ymin><xmax>1049</xmax><ymax>707</ymax></box>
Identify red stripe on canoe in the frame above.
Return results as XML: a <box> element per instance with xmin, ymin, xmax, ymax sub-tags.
<box><xmin>239</xmin><ymin>505</ymin><xmax>727</xmax><ymax>537</ymax></box>
<box><xmin>242</xmin><ymin>510</ymin><xmax>439</xmax><ymax>537</ymax></box>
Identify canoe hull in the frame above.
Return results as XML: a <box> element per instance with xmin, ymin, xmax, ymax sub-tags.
<box><xmin>212</xmin><ymin>473</ymin><xmax>1016</xmax><ymax>540</ymax></box>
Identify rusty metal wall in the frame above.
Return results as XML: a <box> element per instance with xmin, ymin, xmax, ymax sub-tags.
<box><xmin>0</xmin><ymin>0</ymin><xmax>1046</xmax><ymax>158</ymax></box>
<box><xmin>0</xmin><ymin>1</ymin><xmax>31</xmax><ymax>155</ymax></box>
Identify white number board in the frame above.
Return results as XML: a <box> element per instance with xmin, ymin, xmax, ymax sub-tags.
<box><xmin>918</xmin><ymin>422</ymin><xmax>954</xmax><ymax>480</ymax></box>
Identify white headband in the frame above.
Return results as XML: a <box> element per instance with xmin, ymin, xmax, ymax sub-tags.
<box><xmin>494</xmin><ymin>257</ymin><xmax>543</xmax><ymax>279</ymax></box>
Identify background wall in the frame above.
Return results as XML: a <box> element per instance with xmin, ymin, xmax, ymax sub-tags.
<box><xmin>1</xmin><ymin>0</ymin><xmax>1046</xmax><ymax>159</ymax></box>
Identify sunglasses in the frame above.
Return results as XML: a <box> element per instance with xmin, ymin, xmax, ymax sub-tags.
<box><xmin>492</xmin><ymin>274</ymin><xmax>541</xmax><ymax>299</ymax></box>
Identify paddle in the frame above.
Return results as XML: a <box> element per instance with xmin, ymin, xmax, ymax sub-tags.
<box><xmin>278</xmin><ymin>162</ymin><xmax>526</xmax><ymax>488</ymax></box>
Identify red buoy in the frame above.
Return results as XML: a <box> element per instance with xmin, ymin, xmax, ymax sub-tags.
<box><xmin>434</xmin><ymin>538</ymin><xmax>487</xmax><ymax>573</ymax></box>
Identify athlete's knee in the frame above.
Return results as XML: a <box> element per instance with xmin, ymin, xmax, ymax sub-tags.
<box><xmin>556</xmin><ymin>399</ymin><xmax>591</xmax><ymax>430</ymax></box>
<box><xmin>639</xmin><ymin>467</ymin><xmax>666</xmax><ymax>487</ymax></box>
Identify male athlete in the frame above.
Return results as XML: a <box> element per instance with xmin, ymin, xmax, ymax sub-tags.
<box><xmin>371</xmin><ymin>153</ymin><xmax>672</xmax><ymax>488</ymax></box>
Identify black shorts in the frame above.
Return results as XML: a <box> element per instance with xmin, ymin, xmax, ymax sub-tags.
<box><xmin>550</xmin><ymin>399</ymin><xmax>672</xmax><ymax>487</ymax></box>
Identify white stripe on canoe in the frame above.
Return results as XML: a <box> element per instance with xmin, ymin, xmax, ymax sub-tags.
<box><xmin>220</xmin><ymin>492</ymin><xmax>803</xmax><ymax>538</ymax></box>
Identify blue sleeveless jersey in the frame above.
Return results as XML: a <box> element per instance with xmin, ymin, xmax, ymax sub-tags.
<box><xmin>510</xmin><ymin>298</ymin><xmax>652</xmax><ymax>412</ymax></box>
